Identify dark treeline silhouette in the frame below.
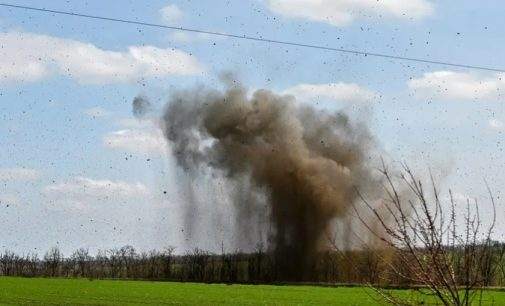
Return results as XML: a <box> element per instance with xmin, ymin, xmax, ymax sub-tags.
<box><xmin>2</xmin><ymin>243</ymin><xmax>505</xmax><ymax>286</ymax></box>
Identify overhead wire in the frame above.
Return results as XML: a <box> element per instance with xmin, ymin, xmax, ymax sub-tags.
<box><xmin>1</xmin><ymin>2</ymin><xmax>504</xmax><ymax>73</ymax></box>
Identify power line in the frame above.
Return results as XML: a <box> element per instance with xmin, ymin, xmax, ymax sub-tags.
<box><xmin>1</xmin><ymin>2</ymin><xmax>504</xmax><ymax>73</ymax></box>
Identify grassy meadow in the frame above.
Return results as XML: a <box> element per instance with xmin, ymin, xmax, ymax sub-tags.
<box><xmin>1</xmin><ymin>277</ymin><xmax>505</xmax><ymax>305</ymax></box>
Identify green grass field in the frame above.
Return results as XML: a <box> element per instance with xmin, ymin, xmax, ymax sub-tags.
<box><xmin>0</xmin><ymin>277</ymin><xmax>504</xmax><ymax>305</ymax></box>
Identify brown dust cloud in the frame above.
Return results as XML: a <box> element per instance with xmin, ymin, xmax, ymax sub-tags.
<box><xmin>143</xmin><ymin>79</ymin><xmax>383</xmax><ymax>280</ymax></box>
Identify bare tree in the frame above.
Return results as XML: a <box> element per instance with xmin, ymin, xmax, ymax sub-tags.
<box><xmin>43</xmin><ymin>247</ymin><xmax>62</xmax><ymax>277</ymax></box>
<box><xmin>184</xmin><ymin>248</ymin><xmax>210</xmax><ymax>282</ymax></box>
<box><xmin>71</xmin><ymin>248</ymin><xmax>91</xmax><ymax>277</ymax></box>
<box><xmin>161</xmin><ymin>246</ymin><xmax>175</xmax><ymax>279</ymax></box>
<box><xmin>25</xmin><ymin>253</ymin><xmax>39</xmax><ymax>277</ymax></box>
<box><xmin>0</xmin><ymin>251</ymin><xmax>17</xmax><ymax>276</ymax></box>
<box><xmin>248</xmin><ymin>243</ymin><xmax>265</xmax><ymax>283</ymax></box>
<box><xmin>354</xmin><ymin>163</ymin><xmax>498</xmax><ymax>306</ymax></box>
<box><xmin>94</xmin><ymin>249</ymin><xmax>109</xmax><ymax>278</ymax></box>
<box><xmin>118</xmin><ymin>245</ymin><xmax>137</xmax><ymax>278</ymax></box>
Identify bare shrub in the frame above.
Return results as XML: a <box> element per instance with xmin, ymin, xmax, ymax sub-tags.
<box><xmin>354</xmin><ymin>163</ymin><xmax>498</xmax><ymax>305</ymax></box>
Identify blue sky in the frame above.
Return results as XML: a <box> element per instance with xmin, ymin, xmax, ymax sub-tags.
<box><xmin>0</xmin><ymin>0</ymin><xmax>504</xmax><ymax>255</ymax></box>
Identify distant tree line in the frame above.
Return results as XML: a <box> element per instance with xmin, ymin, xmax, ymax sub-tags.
<box><xmin>1</xmin><ymin>243</ymin><xmax>505</xmax><ymax>286</ymax></box>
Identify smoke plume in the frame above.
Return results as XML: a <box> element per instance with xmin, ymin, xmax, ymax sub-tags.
<box><xmin>159</xmin><ymin>82</ymin><xmax>381</xmax><ymax>280</ymax></box>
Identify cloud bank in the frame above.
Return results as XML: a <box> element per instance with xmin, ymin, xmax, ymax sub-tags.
<box><xmin>0</xmin><ymin>31</ymin><xmax>203</xmax><ymax>84</ymax></box>
<box><xmin>160</xmin><ymin>4</ymin><xmax>184</xmax><ymax>23</ymax></box>
<box><xmin>103</xmin><ymin>119</ymin><xmax>167</xmax><ymax>155</ymax></box>
<box><xmin>282</xmin><ymin>82</ymin><xmax>375</xmax><ymax>104</ymax></box>
<box><xmin>408</xmin><ymin>71</ymin><xmax>505</xmax><ymax>101</ymax></box>
<box><xmin>43</xmin><ymin>177</ymin><xmax>150</xmax><ymax>207</ymax></box>
<box><xmin>266</xmin><ymin>0</ymin><xmax>433</xmax><ymax>27</ymax></box>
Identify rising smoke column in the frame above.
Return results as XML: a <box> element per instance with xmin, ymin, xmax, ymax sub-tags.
<box><xmin>160</xmin><ymin>83</ymin><xmax>379</xmax><ymax>280</ymax></box>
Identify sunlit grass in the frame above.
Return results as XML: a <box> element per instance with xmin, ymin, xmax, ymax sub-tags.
<box><xmin>0</xmin><ymin>277</ymin><xmax>504</xmax><ymax>305</ymax></box>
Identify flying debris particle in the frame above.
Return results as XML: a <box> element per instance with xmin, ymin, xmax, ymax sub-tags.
<box><xmin>132</xmin><ymin>95</ymin><xmax>153</xmax><ymax>119</ymax></box>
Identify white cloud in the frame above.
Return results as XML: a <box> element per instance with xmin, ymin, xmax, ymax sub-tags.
<box><xmin>489</xmin><ymin>119</ymin><xmax>504</xmax><ymax>130</ymax></box>
<box><xmin>43</xmin><ymin>177</ymin><xmax>150</xmax><ymax>205</ymax></box>
<box><xmin>408</xmin><ymin>71</ymin><xmax>505</xmax><ymax>101</ymax></box>
<box><xmin>282</xmin><ymin>82</ymin><xmax>375</xmax><ymax>104</ymax></box>
<box><xmin>0</xmin><ymin>168</ymin><xmax>40</xmax><ymax>181</ymax></box>
<box><xmin>103</xmin><ymin>129</ymin><xmax>167</xmax><ymax>154</ymax></box>
<box><xmin>0</xmin><ymin>31</ymin><xmax>203</xmax><ymax>84</ymax></box>
<box><xmin>116</xmin><ymin>118</ymin><xmax>152</xmax><ymax>129</ymax></box>
<box><xmin>169</xmin><ymin>31</ymin><xmax>217</xmax><ymax>43</ymax></box>
<box><xmin>160</xmin><ymin>4</ymin><xmax>219</xmax><ymax>44</ymax></box>
<box><xmin>84</xmin><ymin>106</ymin><xmax>111</xmax><ymax>118</ymax></box>
<box><xmin>266</xmin><ymin>0</ymin><xmax>433</xmax><ymax>27</ymax></box>
<box><xmin>103</xmin><ymin>119</ymin><xmax>167</xmax><ymax>155</ymax></box>
<box><xmin>0</xmin><ymin>194</ymin><xmax>19</xmax><ymax>206</ymax></box>
<box><xmin>160</xmin><ymin>4</ymin><xmax>184</xmax><ymax>23</ymax></box>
